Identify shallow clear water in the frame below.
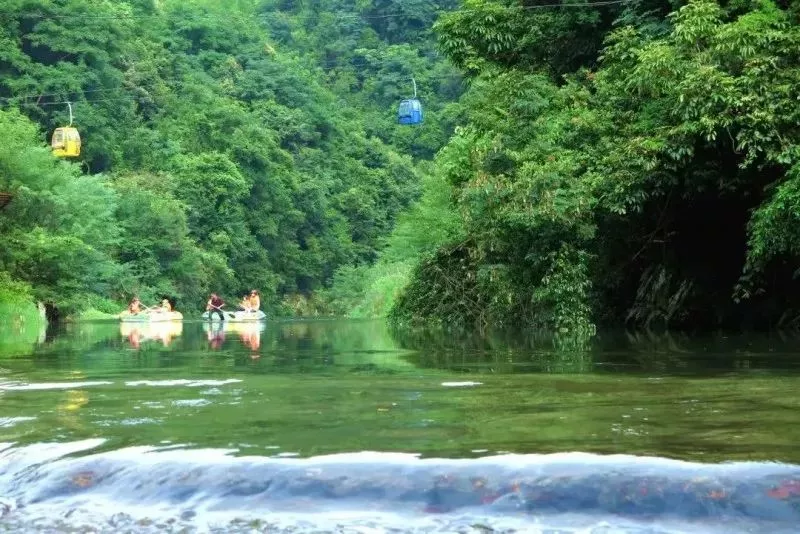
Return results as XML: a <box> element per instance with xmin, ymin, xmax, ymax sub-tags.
<box><xmin>1</xmin><ymin>320</ymin><xmax>800</xmax><ymax>532</ymax></box>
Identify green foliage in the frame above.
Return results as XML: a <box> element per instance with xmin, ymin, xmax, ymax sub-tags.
<box><xmin>389</xmin><ymin>0</ymin><xmax>800</xmax><ymax>332</ymax></box>
<box><xmin>532</xmin><ymin>245</ymin><xmax>594</xmax><ymax>336</ymax></box>
<box><xmin>746</xmin><ymin>165</ymin><xmax>800</xmax><ymax>271</ymax></box>
<box><xmin>258</xmin><ymin>0</ymin><xmax>464</xmax><ymax>160</ymax></box>
<box><xmin>434</xmin><ymin>0</ymin><xmax>673</xmax><ymax>77</ymax></box>
<box><xmin>319</xmin><ymin>166</ymin><xmax>462</xmax><ymax>317</ymax></box>
<box><xmin>0</xmin><ymin>272</ymin><xmax>39</xmax><ymax>318</ymax></box>
<box><xmin>0</xmin><ymin>108</ymin><xmax>121</xmax><ymax>313</ymax></box>
<box><xmin>0</xmin><ymin>272</ymin><xmax>45</xmax><ymax>356</ymax></box>
<box><xmin>6</xmin><ymin>0</ymin><xmax>798</xmax><ymax>333</ymax></box>
<box><xmin>0</xmin><ymin>0</ymin><xmax>460</xmax><ymax>316</ymax></box>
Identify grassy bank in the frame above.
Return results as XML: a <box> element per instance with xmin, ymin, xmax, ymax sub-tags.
<box><xmin>0</xmin><ymin>274</ymin><xmax>46</xmax><ymax>357</ymax></box>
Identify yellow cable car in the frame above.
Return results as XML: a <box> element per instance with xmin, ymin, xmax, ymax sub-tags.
<box><xmin>51</xmin><ymin>102</ymin><xmax>81</xmax><ymax>158</ymax></box>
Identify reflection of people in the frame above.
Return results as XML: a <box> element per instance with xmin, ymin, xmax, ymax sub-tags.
<box><xmin>127</xmin><ymin>327</ymin><xmax>142</xmax><ymax>349</ymax></box>
<box><xmin>239</xmin><ymin>329</ymin><xmax>261</xmax><ymax>351</ymax></box>
<box><xmin>207</xmin><ymin>323</ymin><xmax>225</xmax><ymax>349</ymax></box>
<box><xmin>121</xmin><ymin>322</ymin><xmax>182</xmax><ymax>348</ymax></box>
<box><xmin>157</xmin><ymin>327</ymin><xmax>173</xmax><ymax>346</ymax></box>
<box><xmin>206</xmin><ymin>293</ymin><xmax>225</xmax><ymax>321</ymax></box>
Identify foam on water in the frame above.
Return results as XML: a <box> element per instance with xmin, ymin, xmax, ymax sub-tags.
<box><xmin>0</xmin><ymin>380</ymin><xmax>113</xmax><ymax>391</ymax></box>
<box><xmin>1</xmin><ymin>442</ymin><xmax>799</xmax><ymax>533</ymax></box>
<box><xmin>0</xmin><ymin>379</ymin><xmax>242</xmax><ymax>392</ymax></box>
<box><xmin>172</xmin><ymin>399</ymin><xmax>212</xmax><ymax>408</ymax></box>
<box><xmin>0</xmin><ymin>501</ymin><xmax>741</xmax><ymax>534</ymax></box>
<box><xmin>0</xmin><ymin>417</ymin><xmax>36</xmax><ymax>428</ymax></box>
<box><xmin>124</xmin><ymin>379</ymin><xmax>243</xmax><ymax>387</ymax></box>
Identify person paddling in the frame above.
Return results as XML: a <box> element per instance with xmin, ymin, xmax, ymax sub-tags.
<box><xmin>128</xmin><ymin>296</ymin><xmax>143</xmax><ymax>315</ymax></box>
<box><xmin>157</xmin><ymin>298</ymin><xmax>173</xmax><ymax>313</ymax></box>
<box><xmin>247</xmin><ymin>290</ymin><xmax>260</xmax><ymax>312</ymax></box>
<box><xmin>206</xmin><ymin>293</ymin><xmax>226</xmax><ymax>321</ymax></box>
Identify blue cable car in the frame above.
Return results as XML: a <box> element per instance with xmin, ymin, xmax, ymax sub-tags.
<box><xmin>398</xmin><ymin>78</ymin><xmax>423</xmax><ymax>125</ymax></box>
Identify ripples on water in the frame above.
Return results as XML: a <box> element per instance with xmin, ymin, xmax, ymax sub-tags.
<box><xmin>2</xmin><ymin>320</ymin><xmax>800</xmax><ymax>532</ymax></box>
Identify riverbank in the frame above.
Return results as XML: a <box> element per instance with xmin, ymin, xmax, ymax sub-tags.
<box><xmin>0</xmin><ymin>284</ymin><xmax>46</xmax><ymax>357</ymax></box>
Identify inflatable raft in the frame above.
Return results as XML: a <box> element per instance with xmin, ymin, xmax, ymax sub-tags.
<box><xmin>201</xmin><ymin>310</ymin><xmax>266</xmax><ymax>322</ymax></box>
<box><xmin>118</xmin><ymin>311</ymin><xmax>184</xmax><ymax>323</ymax></box>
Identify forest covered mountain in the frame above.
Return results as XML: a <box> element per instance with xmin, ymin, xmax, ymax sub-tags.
<box><xmin>0</xmin><ymin>0</ymin><xmax>461</xmax><ymax>318</ymax></box>
<box><xmin>2</xmin><ymin>0</ymin><xmax>800</xmax><ymax>335</ymax></box>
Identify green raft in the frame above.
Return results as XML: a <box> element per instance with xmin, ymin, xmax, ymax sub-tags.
<box><xmin>201</xmin><ymin>310</ymin><xmax>266</xmax><ymax>322</ymax></box>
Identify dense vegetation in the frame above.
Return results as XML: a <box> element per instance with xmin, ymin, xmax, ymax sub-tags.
<box><xmin>379</xmin><ymin>0</ymin><xmax>800</xmax><ymax>333</ymax></box>
<box><xmin>0</xmin><ymin>0</ymin><xmax>460</xmax><ymax>318</ymax></box>
<box><xmin>3</xmin><ymin>0</ymin><xmax>799</xmax><ymax>335</ymax></box>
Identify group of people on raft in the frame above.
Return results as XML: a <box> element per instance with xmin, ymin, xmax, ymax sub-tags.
<box><xmin>125</xmin><ymin>290</ymin><xmax>260</xmax><ymax>320</ymax></box>
<box><xmin>126</xmin><ymin>296</ymin><xmax>173</xmax><ymax>315</ymax></box>
<box><xmin>205</xmin><ymin>290</ymin><xmax>260</xmax><ymax>321</ymax></box>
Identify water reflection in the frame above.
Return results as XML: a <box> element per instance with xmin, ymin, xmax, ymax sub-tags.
<box><xmin>0</xmin><ymin>317</ymin><xmax>47</xmax><ymax>357</ymax></box>
<box><xmin>120</xmin><ymin>321</ymin><xmax>183</xmax><ymax>348</ymax></box>
<box><xmin>4</xmin><ymin>320</ymin><xmax>800</xmax><ymax>466</ymax></box>
<box><xmin>201</xmin><ymin>321</ymin><xmax>264</xmax><ymax>354</ymax></box>
<box><xmin>597</xmin><ymin>329</ymin><xmax>800</xmax><ymax>373</ymax></box>
<box><xmin>203</xmin><ymin>321</ymin><xmax>226</xmax><ymax>350</ymax></box>
<box><xmin>56</xmin><ymin>389</ymin><xmax>89</xmax><ymax>431</ymax></box>
<box><xmin>9</xmin><ymin>318</ymin><xmax>800</xmax><ymax>377</ymax></box>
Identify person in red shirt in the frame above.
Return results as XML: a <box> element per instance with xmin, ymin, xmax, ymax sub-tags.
<box><xmin>206</xmin><ymin>293</ymin><xmax>226</xmax><ymax>321</ymax></box>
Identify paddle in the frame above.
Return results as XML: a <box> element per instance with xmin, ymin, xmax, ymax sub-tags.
<box><xmin>207</xmin><ymin>303</ymin><xmax>234</xmax><ymax>320</ymax></box>
<box><xmin>124</xmin><ymin>302</ymin><xmax>153</xmax><ymax>316</ymax></box>
<box><xmin>148</xmin><ymin>302</ymin><xmax>169</xmax><ymax>312</ymax></box>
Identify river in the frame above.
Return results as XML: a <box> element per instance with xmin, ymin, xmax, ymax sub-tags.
<box><xmin>1</xmin><ymin>319</ymin><xmax>800</xmax><ymax>532</ymax></box>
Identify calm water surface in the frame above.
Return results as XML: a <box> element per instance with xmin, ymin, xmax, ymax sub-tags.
<box><xmin>1</xmin><ymin>319</ymin><xmax>800</xmax><ymax>533</ymax></box>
